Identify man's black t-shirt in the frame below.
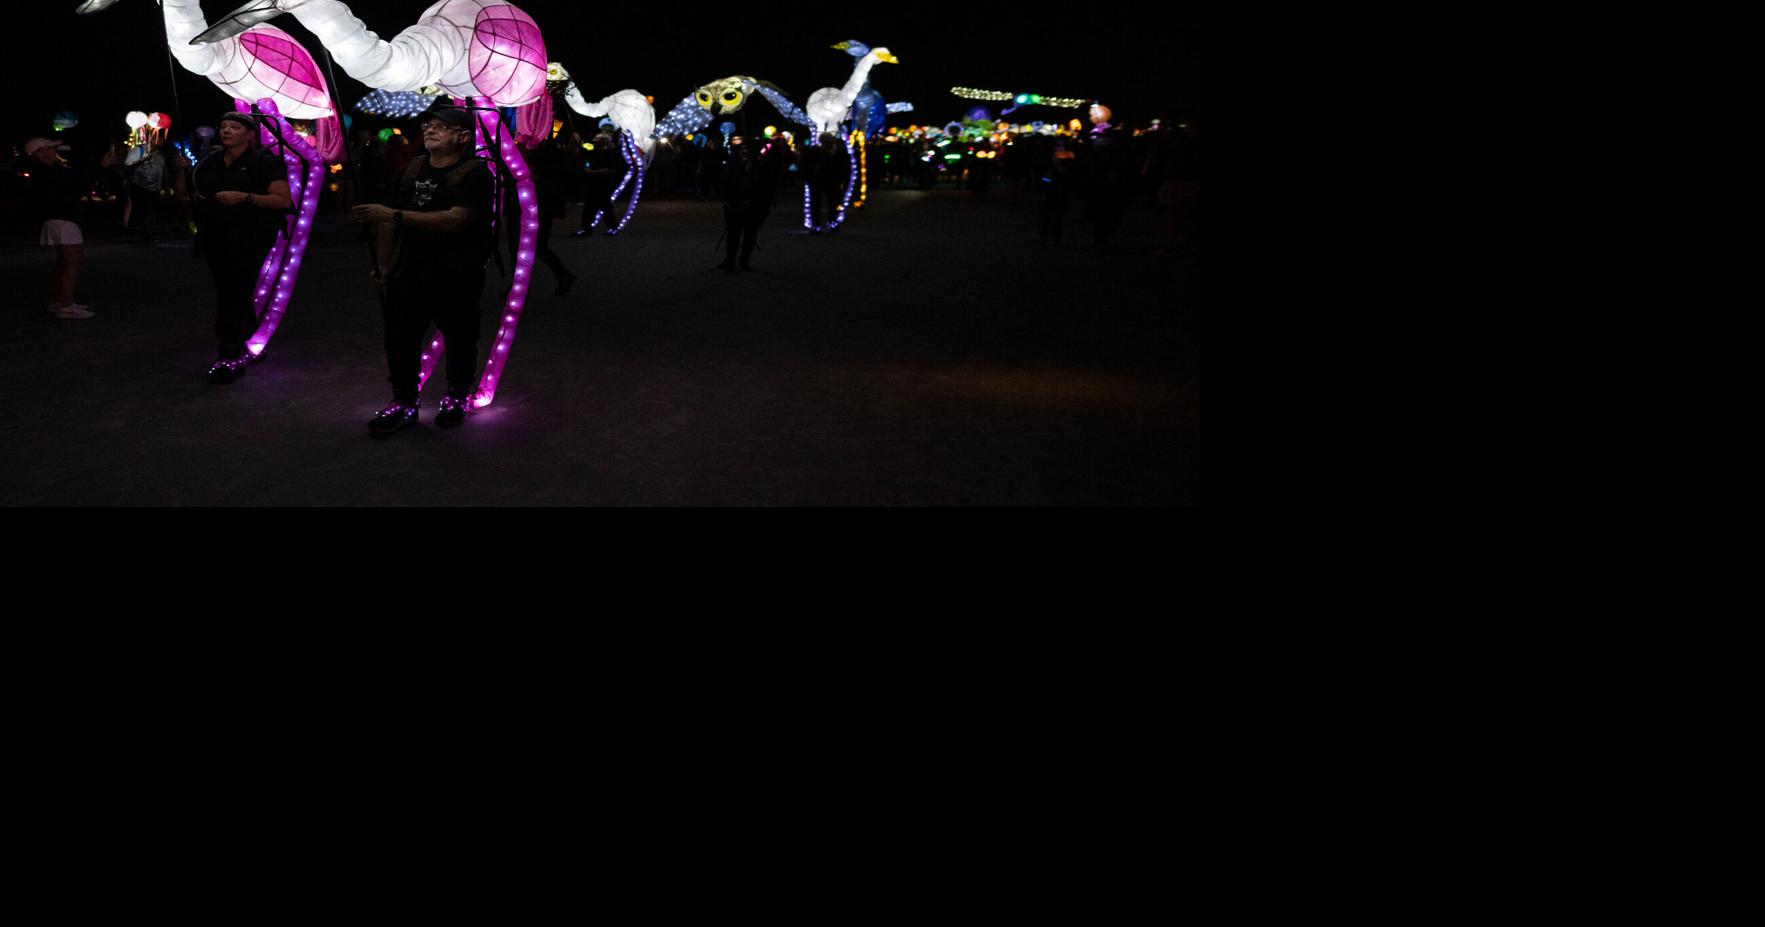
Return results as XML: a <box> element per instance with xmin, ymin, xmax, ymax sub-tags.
<box><xmin>387</xmin><ymin>155</ymin><xmax>494</xmax><ymax>282</ymax></box>
<box><xmin>192</xmin><ymin>146</ymin><xmax>285</xmax><ymax>239</ymax></box>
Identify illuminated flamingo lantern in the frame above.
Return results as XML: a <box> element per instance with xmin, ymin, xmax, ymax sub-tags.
<box><xmin>801</xmin><ymin>45</ymin><xmax>896</xmax><ymax>231</ymax></box>
<box><xmin>832</xmin><ymin>40</ymin><xmax>915</xmax><ymax>211</ymax></box>
<box><xmin>198</xmin><ymin>0</ymin><xmax>548</xmax><ymax>410</ymax></box>
<box><xmin>78</xmin><ymin>0</ymin><xmax>336</xmax><ymax>361</ymax></box>
<box><xmin>554</xmin><ymin>62</ymin><xmax>655</xmax><ymax>236</ymax></box>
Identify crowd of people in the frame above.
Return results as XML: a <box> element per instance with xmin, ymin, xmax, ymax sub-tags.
<box><xmin>7</xmin><ymin>103</ymin><xmax>1198</xmax><ymax>434</ymax></box>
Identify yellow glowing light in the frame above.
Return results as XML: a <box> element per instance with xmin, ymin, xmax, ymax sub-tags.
<box><xmin>1069</xmin><ymin>119</ymin><xmax>1082</xmax><ymax>131</ymax></box>
<box><xmin>764</xmin><ymin>125</ymin><xmax>777</xmax><ymax>137</ymax></box>
<box><xmin>329</xmin><ymin>163</ymin><xmax>344</xmax><ymax>174</ymax></box>
<box><xmin>582</xmin><ymin>143</ymin><xmax>594</xmax><ymax>151</ymax></box>
<box><xmin>646</xmin><ymin>95</ymin><xmax>655</xmax><ymax>104</ymax></box>
<box><xmin>392</xmin><ymin>128</ymin><xmax>403</xmax><ymax>136</ymax></box>
<box><xmin>852</xmin><ymin>130</ymin><xmax>868</xmax><ymax>208</ymax></box>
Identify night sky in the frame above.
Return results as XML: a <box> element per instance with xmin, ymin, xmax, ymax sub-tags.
<box><xmin>17</xmin><ymin>2</ymin><xmax>1198</xmax><ymax>153</ymax></box>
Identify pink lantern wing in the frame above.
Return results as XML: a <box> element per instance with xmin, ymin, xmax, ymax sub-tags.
<box><xmin>469</xmin><ymin>5</ymin><xmax>547</xmax><ymax>106</ymax></box>
<box><xmin>241</xmin><ymin>28</ymin><xmax>334</xmax><ymax>116</ymax></box>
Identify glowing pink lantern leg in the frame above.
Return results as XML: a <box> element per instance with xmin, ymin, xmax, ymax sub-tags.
<box><xmin>238</xmin><ymin>97</ymin><xmax>326</xmax><ymax>358</ymax></box>
<box><xmin>415</xmin><ymin>98</ymin><xmax>539</xmax><ymax>409</ymax></box>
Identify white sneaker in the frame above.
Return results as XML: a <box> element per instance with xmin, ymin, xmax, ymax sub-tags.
<box><xmin>49</xmin><ymin>304</ymin><xmax>95</xmax><ymax>320</ymax></box>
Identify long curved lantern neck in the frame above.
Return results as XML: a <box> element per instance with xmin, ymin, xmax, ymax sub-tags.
<box><xmin>277</xmin><ymin>0</ymin><xmax>466</xmax><ymax>93</ymax></box>
<box><xmin>162</xmin><ymin>0</ymin><xmax>226</xmax><ymax>75</ymax></box>
<box><xmin>838</xmin><ymin>56</ymin><xmax>880</xmax><ymax>109</ymax></box>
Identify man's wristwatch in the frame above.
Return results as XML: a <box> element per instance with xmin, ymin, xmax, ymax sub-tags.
<box><xmin>394</xmin><ymin>210</ymin><xmax>405</xmax><ymax>227</ymax></box>
<box><xmin>245</xmin><ymin>193</ymin><xmax>254</xmax><ymax>206</ymax></box>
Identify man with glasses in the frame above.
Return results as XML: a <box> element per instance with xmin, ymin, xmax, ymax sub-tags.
<box><xmin>351</xmin><ymin>106</ymin><xmax>494</xmax><ymax>435</ymax></box>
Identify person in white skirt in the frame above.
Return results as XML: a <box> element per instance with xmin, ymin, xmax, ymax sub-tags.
<box><xmin>23</xmin><ymin>138</ymin><xmax>92</xmax><ymax>319</ymax></box>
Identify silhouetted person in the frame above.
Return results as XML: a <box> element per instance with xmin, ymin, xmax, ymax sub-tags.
<box><xmin>1087</xmin><ymin>125</ymin><xmax>1134</xmax><ymax>250</ymax></box>
<box><xmin>1038</xmin><ymin>136</ymin><xmax>1079</xmax><ymax>247</ymax></box>
<box><xmin>804</xmin><ymin>133</ymin><xmax>848</xmax><ymax>230</ymax></box>
<box><xmin>21</xmin><ymin>138</ymin><xmax>92</xmax><ymax>319</ymax></box>
<box><xmin>191</xmin><ymin>112</ymin><xmax>291</xmax><ymax>382</ymax></box>
<box><xmin>718</xmin><ymin>136</ymin><xmax>774</xmax><ymax>272</ymax></box>
<box><xmin>576</xmin><ymin>128</ymin><xmax>618</xmax><ymax>236</ymax></box>
<box><xmin>516</xmin><ymin>135</ymin><xmax>577</xmax><ymax>294</ymax></box>
<box><xmin>352</xmin><ymin>106</ymin><xmax>495</xmax><ymax>434</ymax></box>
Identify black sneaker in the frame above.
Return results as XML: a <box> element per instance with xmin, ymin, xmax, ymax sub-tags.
<box><xmin>368</xmin><ymin>400</ymin><xmax>419</xmax><ymax>436</ymax></box>
<box><xmin>206</xmin><ymin>355</ymin><xmax>248</xmax><ymax>385</ymax></box>
<box><xmin>435</xmin><ymin>395</ymin><xmax>470</xmax><ymax>428</ymax></box>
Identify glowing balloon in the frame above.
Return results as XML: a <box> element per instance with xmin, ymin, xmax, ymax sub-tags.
<box><xmin>53</xmin><ymin>111</ymin><xmax>79</xmax><ymax>131</ymax></box>
<box><xmin>1089</xmin><ymin>103</ymin><xmax>1112</xmax><ymax>126</ymax></box>
<box><xmin>125</xmin><ymin>111</ymin><xmax>149</xmax><ymax>129</ymax></box>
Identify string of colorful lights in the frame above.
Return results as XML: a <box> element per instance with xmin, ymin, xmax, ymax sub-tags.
<box><xmin>950</xmin><ymin>87</ymin><xmax>1087</xmax><ymax>109</ymax></box>
<box><xmin>588</xmin><ymin>129</ymin><xmax>647</xmax><ymax>236</ymax></box>
<box><xmin>354</xmin><ymin>88</ymin><xmax>444</xmax><ymax>119</ymax></box>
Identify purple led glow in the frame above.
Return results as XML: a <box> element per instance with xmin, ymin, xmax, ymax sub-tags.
<box><xmin>239</xmin><ymin>98</ymin><xmax>326</xmax><ymax>358</ymax></box>
<box><xmin>589</xmin><ymin>129</ymin><xmax>647</xmax><ymax>236</ymax></box>
<box><xmin>415</xmin><ymin>95</ymin><xmax>539</xmax><ymax>409</ymax></box>
<box><xmin>802</xmin><ymin>132</ymin><xmax>860</xmax><ymax>232</ymax></box>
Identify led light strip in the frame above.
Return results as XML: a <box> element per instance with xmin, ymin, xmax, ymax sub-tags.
<box><xmin>851</xmin><ymin>130</ymin><xmax>868</xmax><ymax>209</ymax></box>
<box><xmin>243</xmin><ymin>97</ymin><xmax>326</xmax><ymax>359</ymax></box>
<box><xmin>950</xmin><ymin>87</ymin><xmax>1086</xmax><ymax>108</ymax></box>
<box><xmin>802</xmin><ymin>131</ymin><xmax>861</xmax><ymax>232</ymax></box>
<box><xmin>590</xmin><ymin>128</ymin><xmax>647</xmax><ymax>235</ymax></box>
<box><xmin>416</xmin><ymin>96</ymin><xmax>539</xmax><ymax>409</ymax></box>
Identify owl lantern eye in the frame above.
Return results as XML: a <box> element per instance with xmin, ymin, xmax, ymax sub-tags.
<box><xmin>696</xmin><ymin>91</ymin><xmax>713</xmax><ymax>107</ymax></box>
<box><xmin>722</xmin><ymin>91</ymin><xmax>743</xmax><ymax>106</ymax></box>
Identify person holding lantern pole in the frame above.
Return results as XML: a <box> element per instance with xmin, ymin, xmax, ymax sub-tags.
<box><xmin>191</xmin><ymin>111</ymin><xmax>291</xmax><ymax>384</ymax></box>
